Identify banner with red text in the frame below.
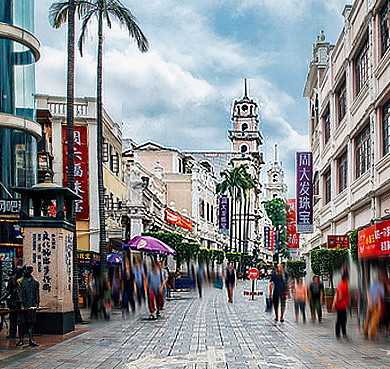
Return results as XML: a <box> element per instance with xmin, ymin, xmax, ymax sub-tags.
<box><xmin>286</xmin><ymin>199</ymin><xmax>299</xmax><ymax>248</ymax></box>
<box><xmin>62</xmin><ymin>125</ymin><xmax>89</xmax><ymax>220</ymax></box>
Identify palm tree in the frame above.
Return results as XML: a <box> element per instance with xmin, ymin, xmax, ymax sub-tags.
<box><xmin>49</xmin><ymin>0</ymin><xmax>84</xmax><ymax>323</ymax></box>
<box><xmin>58</xmin><ymin>0</ymin><xmax>148</xmax><ymax>279</ymax></box>
<box><xmin>217</xmin><ymin>162</ymin><xmax>247</xmax><ymax>252</ymax></box>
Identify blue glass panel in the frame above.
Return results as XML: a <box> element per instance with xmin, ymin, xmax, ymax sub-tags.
<box><xmin>0</xmin><ymin>0</ymin><xmax>34</xmax><ymax>32</ymax></box>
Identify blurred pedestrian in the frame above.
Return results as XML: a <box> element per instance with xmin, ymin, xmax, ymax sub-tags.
<box><xmin>333</xmin><ymin>271</ymin><xmax>350</xmax><ymax>341</ymax></box>
<box><xmin>122</xmin><ymin>257</ymin><xmax>135</xmax><ymax>317</ymax></box>
<box><xmin>146</xmin><ymin>261</ymin><xmax>163</xmax><ymax>320</ymax></box>
<box><xmin>196</xmin><ymin>263</ymin><xmax>204</xmax><ymax>298</ymax></box>
<box><xmin>293</xmin><ymin>278</ymin><xmax>307</xmax><ymax>323</ymax></box>
<box><xmin>270</xmin><ymin>264</ymin><xmax>287</xmax><ymax>322</ymax></box>
<box><xmin>308</xmin><ymin>275</ymin><xmax>324</xmax><ymax>323</ymax></box>
<box><xmin>363</xmin><ymin>270</ymin><xmax>386</xmax><ymax>340</ymax></box>
<box><xmin>158</xmin><ymin>261</ymin><xmax>168</xmax><ymax>309</ymax></box>
<box><xmin>132</xmin><ymin>258</ymin><xmax>146</xmax><ymax>306</ymax></box>
<box><xmin>225</xmin><ymin>262</ymin><xmax>236</xmax><ymax>303</ymax></box>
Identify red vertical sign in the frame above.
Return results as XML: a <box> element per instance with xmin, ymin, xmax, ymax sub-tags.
<box><xmin>62</xmin><ymin>125</ymin><xmax>89</xmax><ymax>220</ymax></box>
<box><xmin>269</xmin><ymin>229</ymin><xmax>274</xmax><ymax>252</ymax></box>
<box><xmin>287</xmin><ymin>199</ymin><xmax>299</xmax><ymax>248</ymax></box>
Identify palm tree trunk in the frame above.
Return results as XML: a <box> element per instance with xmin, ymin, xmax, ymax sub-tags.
<box><xmin>238</xmin><ymin>197</ymin><xmax>242</xmax><ymax>253</ymax></box>
<box><xmin>97</xmin><ymin>15</ymin><xmax>107</xmax><ymax>279</ymax></box>
<box><xmin>229</xmin><ymin>194</ymin><xmax>233</xmax><ymax>252</ymax></box>
<box><xmin>233</xmin><ymin>190</ymin><xmax>237</xmax><ymax>252</ymax></box>
<box><xmin>66</xmin><ymin>0</ymin><xmax>82</xmax><ymax>324</ymax></box>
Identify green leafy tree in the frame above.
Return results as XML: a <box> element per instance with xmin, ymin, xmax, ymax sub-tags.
<box><xmin>263</xmin><ymin>198</ymin><xmax>288</xmax><ymax>260</ymax></box>
<box><xmin>287</xmin><ymin>260</ymin><xmax>307</xmax><ymax>280</ymax></box>
<box><xmin>214</xmin><ymin>249</ymin><xmax>225</xmax><ymax>265</ymax></box>
<box><xmin>142</xmin><ymin>232</ymin><xmax>184</xmax><ymax>268</ymax></box>
<box><xmin>310</xmin><ymin>248</ymin><xmax>349</xmax><ymax>291</ymax></box>
<box><xmin>225</xmin><ymin>252</ymin><xmax>241</xmax><ymax>263</ymax></box>
<box><xmin>72</xmin><ymin>0</ymin><xmax>148</xmax><ymax>278</ymax></box>
<box><xmin>181</xmin><ymin>242</ymin><xmax>200</xmax><ymax>272</ymax></box>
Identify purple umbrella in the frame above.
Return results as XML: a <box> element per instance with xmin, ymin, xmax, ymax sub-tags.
<box><xmin>126</xmin><ymin>236</ymin><xmax>176</xmax><ymax>255</ymax></box>
<box><xmin>95</xmin><ymin>254</ymin><xmax>122</xmax><ymax>266</ymax></box>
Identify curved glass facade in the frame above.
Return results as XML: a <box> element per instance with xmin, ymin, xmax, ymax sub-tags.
<box><xmin>0</xmin><ymin>0</ymin><xmax>34</xmax><ymax>32</ymax></box>
<box><xmin>0</xmin><ymin>0</ymin><xmax>37</xmax><ymax>197</ymax></box>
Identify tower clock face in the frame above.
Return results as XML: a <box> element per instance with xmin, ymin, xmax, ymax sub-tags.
<box><xmin>242</xmin><ymin>104</ymin><xmax>248</xmax><ymax>112</ymax></box>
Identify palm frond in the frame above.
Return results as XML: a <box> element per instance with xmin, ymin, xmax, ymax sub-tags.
<box><xmin>78</xmin><ymin>7</ymin><xmax>96</xmax><ymax>56</ymax></box>
<box><xmin>48</xmin><ymin>1</ymin><xmax>70</xmax><ymax>28</ymax></box>
<box><xmin>107</xmin><ymin>3</ymin><xmax>149</xmax><ymax>52</ymax></box>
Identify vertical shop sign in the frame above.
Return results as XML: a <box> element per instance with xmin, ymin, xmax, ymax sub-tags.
<box><xmin>264</xmin><ymin>226</ymin><xmax>270</xmax><ymax>251</ymax></box>
<box><xmin>296</xmin><ymin>152</ymin><xmax>313</xmax><ymax>233</ymax></box>
<box><xmin>287</xmin><ymin>199</ymin><xmax>299</xmax><ymax>248</ymax></box>
<box><xmin>219</xmin><ymin>197</ymin><xmax>229</xmax><ymax>235</ymax></box>
<box><xmin>62</xmin><ymin>125</ymin><xmax>89</xmax><ymax>220</ymax></box>
<box><xmin>270</xmin><ymin>229</ymin><xmax>274</xmax><ymax>252</ymax></box>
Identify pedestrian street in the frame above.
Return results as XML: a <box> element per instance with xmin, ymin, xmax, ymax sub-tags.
<box><xmin>2</xmin><ymin>280</ymin><xmax>390</xmax><ymax>369</ymax></box>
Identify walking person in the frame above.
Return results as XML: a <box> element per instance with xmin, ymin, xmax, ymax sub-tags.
<box><xmin>308</xmin><ymin>275</ymin><xmax>324</xmax><ymax>323</ymax></box>
<box><xmin>293</xmin><ymin>278</ymin><xmax>307</xmax><ymax>323</ymax></box>
<box><xmin>122</xmin><ymin>257</ymin><xmax>135</xmax><ymax>317</ymax></box>
<box><xmin>196</xmin><ymin>263</ymin><xmax>204</xmax><ymax>298</ymax></box>
<box><xmin>363</xmin><ymin>270</ymin><xmax>386</xmax><ymax>340</ymax></box>
<box><xmin>270</xmin><ymin>264</ymin><xmax>287</xmax><ymax>322</ymax></box>
<box><xmin>332</xmin><ymin>271</ymin><xmax>350</xmax><ymax>341</ymax></box>
<box><xmin>225</xmin><ymin>262</ymin><xmax>236</xmax><ymax>303</ymax></box>
<box><xmin>158</xmin><ymin>261</ymin><xmax>168</xmax><ymax>309</ymax></box>
<box><xmin>132</xmin><ymin>258</ymin><xmax>146</xmax><ymax>306</ymax></box>
<box><xmin>146</xmin><ymin>261</ymin><xmax>163</xmax><ymax>320</ymax></box>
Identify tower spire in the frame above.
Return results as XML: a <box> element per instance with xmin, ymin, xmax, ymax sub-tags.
<box><xmin>274</xmin><ymin>143</ymin><xmax>278</xmax><ymax>163</ymax></box>
<box><xmin>244</xmin><ymin>79</ymin><xmax>248</xmax><ymax>98</ymax></box>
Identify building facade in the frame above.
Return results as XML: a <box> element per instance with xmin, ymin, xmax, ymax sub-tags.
<box><xmin>303</xmin><ymin>0</ymin><xmax>390</xmax><ymax>254</ymax></box>
<box><xmin>36</xmin><ymin>95</ymin><xmax>125</xmax><ymax>254</ymax></box>
<box><xmin>0</xmin><ymin>0</ymin><xmax>41</xmax><ymax>270</ymax></box>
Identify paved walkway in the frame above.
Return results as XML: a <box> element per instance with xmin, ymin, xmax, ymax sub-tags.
<box><xmin>1</xmin><ymin>280</ymin><xmax>390</xmax><ymax>368</ymax></box>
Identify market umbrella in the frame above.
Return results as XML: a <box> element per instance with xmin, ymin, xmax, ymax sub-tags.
<box><xmin>94</xmin><ymin>253</ymin><xmax>122</xmax><ymax>266</ymax></box>
<box><xmin>125</xmin><ymin>236</ymin><xmax>176</xmax><ymax>255</ymax></box>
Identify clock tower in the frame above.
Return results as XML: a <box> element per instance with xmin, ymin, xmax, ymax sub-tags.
<box><xmin>264</xmin><ymin>144</ymin><xmax>287</xmax><ymax>200</ymax></box>
<box><xmin>228</xmin><ymin>80</ymin><xmax>264</xmax><ymax>171</ymax></box>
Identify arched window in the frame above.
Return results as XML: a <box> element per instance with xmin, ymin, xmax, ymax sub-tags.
<box><xmin>241</xmin><ymin>144</ymin><xmax>248</xmax><ymax>153</ymax></box>
<box><xmin>242</xmin><ymin>123</ymin><xmax>248</xmax><ymax>131</ymax></box>
<box><xmin>272</xmin><ymin>173</ymin><xmax>278</xmax><ymax>183</ymax></box>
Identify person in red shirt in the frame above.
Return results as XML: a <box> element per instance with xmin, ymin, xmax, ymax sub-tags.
<box><xmin>332</xmin><ymin>272</ymin><xmax>349</xmax><ymax>341</ymax></box>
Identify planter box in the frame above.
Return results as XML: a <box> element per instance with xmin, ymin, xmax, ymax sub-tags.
<box><xmin>325</xmin><ymin>295</ymin><xmax>335</xmax><ymax>313</ymax></box>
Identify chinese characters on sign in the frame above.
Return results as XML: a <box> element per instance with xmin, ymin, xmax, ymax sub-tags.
<box><xmin>32</xmin><ymin>231</ymin><xmax>55</xmax><ymax>293</ymax></box>
<box><xmin>327</xmin><ymin>235</ymin><xmax>349</xmax><ymax>249</ymax></box>
<box><xmin>264</xmin><ymin>226</ymin><xmax>270</xmax><ymax>251</ymax></box>
<box><xmin>165</xmin><ymin>209</ymin><xmax>193</xmax><ymax>231</ymax></box>
<box><xmin>286</xmin><ymin>199</ymin><xmax>299</xmax><ymax>248</ymax></box>
<box><xmin>218</xmin><ymin>197</ymin><xmax>229</xmax><ymax>235</ymax></box>
<box><xmin>65</xmin><ymin>234</ymin><xmax>73</xmax><ymax>291</ymax></box>
<box><xmin>0</xmin><ymin>199</ymin><xmax>21</xmax><ymax>215</ymax></box>
<box><xmin>358</xmin><ymin>219</ymin><xmax>390</xmax><ymax>259</ymax></box>
<box><xmin>62</xmin><ymin>125</ymin><xmax>89</xmax><ymax>220</ymax></box>
<box><xmin>296</xmin><ymin>152</ymin><xmax>313</xmax><ymax>233</ymax></box>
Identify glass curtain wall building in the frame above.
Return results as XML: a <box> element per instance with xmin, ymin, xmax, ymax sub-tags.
<box><xmin>0</xmin><ymin>0</ymin><xmax>40</xmax><ymax>264</ymax></box>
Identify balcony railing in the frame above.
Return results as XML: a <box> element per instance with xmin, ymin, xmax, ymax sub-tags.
<box><xmin>48</xmin><ymin>102</ymin><xmax>89</xmax><ymax>117</ymax></box>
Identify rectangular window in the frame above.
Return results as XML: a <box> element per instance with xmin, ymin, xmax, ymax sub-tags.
<box><xmin>383</xmin><ymin>99</ymin><xmax>390</xmax><ymax>155</ymax></box>
<box><xmin>381</xmin><ymin>0</ymin><xmax>390</xmax><ymax>56</ymax></box>
<box><xmin>337</xmin><ymin>79</ymin><xmax>346</xmax><ymax>123</ymax></box>
<box><xmin>199</xmin><ymin>198</ymin><xmax>205</xmax><ymax>219</ymax></box>
<box><xmin>324</xmin><ymin>169</ymin><xmax>331</xmax><ymax>204</ymax></box>
<box><xmin>323</xmin><ymin>107</ymin><xmax>331</xmax><ymax>144</ymax></box>
<box><xmin>355</xmin><ymin>38</ymin><xmax>369</xmax><ymax>94</ymax></box>
<box><xmin>355</xmin><ymin>124</ymin><xmax>371</xmax><ymax>178</ymax></box>
<box><xmin>338</xmin><ymin>150</ymin><xmax>348</xmax><ymax>193</ymax></box>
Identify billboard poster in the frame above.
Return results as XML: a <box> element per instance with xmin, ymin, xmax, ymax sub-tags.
<box><xmin>165</xmin><ymin>209</ymin><xmax>193</xmax><ymax>231</ymax></box>
<box><xmin>296</xmin><ymin>152</ymin><xmax>313</xmax><ymax>233</ymax></box>
<box><xmin>218</xmin><ymin>196</ymin><xmax>229</xmax><ymax>235</ymax></box>
<box><xmin>62</xmin><ymin>125</ymin><xmax>89</xmax><ymax>220</ymax></box>
<box><xmin>287</xmin><ymin>199</ymin><xmax>299</xmax><ymax>248</ymax></box>
<box><xmin>327</xmin><ymin>235</ymin><xmax>349</xmax><ymax>249</ymax></box>
<box><xmin>264</xmin><ymin>226</ymin><xmax>270</xmax><ymax>251</ymax></box>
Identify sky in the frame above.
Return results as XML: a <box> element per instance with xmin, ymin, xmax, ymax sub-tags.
<box><xmin>34</xmin><ymin>0</ymin><xmax>353</xmax><ymax>197</ymax></box>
